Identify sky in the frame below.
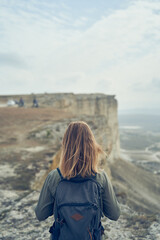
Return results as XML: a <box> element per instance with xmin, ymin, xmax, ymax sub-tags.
<box><xmin>0</xmin><ymin>0</ymin><xmax>160</xmax><ymax>110</ymax></box>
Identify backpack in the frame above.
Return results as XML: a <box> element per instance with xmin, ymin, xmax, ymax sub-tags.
<box><xmin>49</xmin><ymin>168</ymin><xmax>104</xmax><ymax>240</ymax></box>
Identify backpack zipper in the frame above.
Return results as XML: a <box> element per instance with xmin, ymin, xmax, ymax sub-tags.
<box><xmin>58</xmin><ymin>202</ymin><xmax>98</xmax><ymax>210</ymax></box>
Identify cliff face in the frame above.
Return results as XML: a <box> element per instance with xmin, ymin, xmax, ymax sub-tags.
<box><xmin>1</xmin><ymin>95</ymin><xmax>160</xmax><ymax>240</ymax></box>
<box><xmin>0</xmin><ymin>93</ymin><xmax>120</xmax><ymax>161</ymax></box>
<box><xmin>42</xmin><ymin>93</ymin><xmax>120</xmax><ymax>161</ymax></box>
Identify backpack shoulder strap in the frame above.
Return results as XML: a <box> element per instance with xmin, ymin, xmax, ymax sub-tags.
<box><xmin>57</xmin><ymin>168</ymin><xmax>63</xmax><ymax>180</ymax></box>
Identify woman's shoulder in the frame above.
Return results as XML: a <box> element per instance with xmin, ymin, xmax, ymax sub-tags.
<box><xmin>48</xmin><ymin>168</ymin><xmax>60</xmax><ymax>176</ymax></box>
<box><xmin>46</xmin><ymin>168</ymin><xmax>61</xmax><ymax>189</ymax></box>
<box><xmin>96</xmin><ymin>169</ymin><xmax>109</xmax><ymax>187</ymax></box>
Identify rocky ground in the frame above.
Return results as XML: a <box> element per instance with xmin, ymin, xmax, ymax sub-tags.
<box><xmin>0</xmin><ymin>189</ymin><xmax>160</xmax><ymax>240</ymax></box>
<box><xmin>0</xmin><ymin>107</ymin><xmax>160</xmax><ymax>239</ymax></box>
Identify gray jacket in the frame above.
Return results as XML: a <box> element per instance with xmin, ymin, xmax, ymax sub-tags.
<box><xmin>35</xmin><ymin>169</ymin><xmax>120</xmax><ymax>221</ymax></box>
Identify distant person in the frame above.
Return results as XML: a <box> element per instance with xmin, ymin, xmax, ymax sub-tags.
<box><xmin>35</xmin><ymin>121</ymin><xmax>120</xmax><ymax>240</ymax></box>
<box><xmin>18</xmin><ymin>97</ymin><xmax>24</xmax><ymax>107</ymax></box>
<box><xmin>32</xmin><ymin>97</ymin><xmax>39</xmax><ymax>108</ymax></box>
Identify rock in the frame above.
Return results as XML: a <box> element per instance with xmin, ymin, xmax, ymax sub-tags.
<box><xmin>0</xmin><ymin>94</ymin><xmax>160</xmax><ymax>239</ymax></box>
<box><xmin>0</xmin><ymin>93</ymin><xmax>120</xmax><ymax>161</ymax></box>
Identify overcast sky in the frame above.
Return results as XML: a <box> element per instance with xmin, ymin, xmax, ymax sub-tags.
<box><xmin>0</xmin><ymin>0</ymin><xmax>160</xmax><ymax>110</ymax></box>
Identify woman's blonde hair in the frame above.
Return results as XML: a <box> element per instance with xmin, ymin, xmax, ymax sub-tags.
<box><xmin>59</xmin><ymin>121</ymin><xmax>103</xmax><ymax>179</ymax></box>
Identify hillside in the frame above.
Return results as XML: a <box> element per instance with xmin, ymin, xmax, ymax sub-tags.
<box><xmin>0</xmin><ymin>94</ymin><xmax>160</xmax><ymax>239</ymax></box>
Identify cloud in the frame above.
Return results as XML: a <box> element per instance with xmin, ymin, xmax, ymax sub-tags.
<box><xmin>0</xmin><ymin>53</ymin><xmax>27</xmax><ymax>68</ymax></box>
<box><xmin>132</xmin><ymin>77</ymin><xmax>160</xmax><ymax>92</ymax></box>
<box><xmin>0</xmin><ymin>0</ymin><xmax>160</xmax><ymax>109</ymax></box>
<box><xmin>152</xmin><ymin>78</ymin><xmax>160</xmax><ymax>89</ymax></box>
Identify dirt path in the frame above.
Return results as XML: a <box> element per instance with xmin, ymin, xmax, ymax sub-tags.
<box><xmin>0</xmin><ymin>107</ymin><xmax>73</xmax><ymax>191</ymax></box>
<box><xmin>0</xmin><ymin>107</ymin><xmax>72</xmax><ymax>147</ymax></box>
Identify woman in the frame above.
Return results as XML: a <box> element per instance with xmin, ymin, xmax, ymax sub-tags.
<box><xmin>35</xmin><ymin>121</ymin><xmax>120</xmax><ymax>239</ymax></box>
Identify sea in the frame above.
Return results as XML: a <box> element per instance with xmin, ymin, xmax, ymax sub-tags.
<box><xmin>118</xmin><ymin>113</ymin><xmax>160</xmax><ymax>175</ymax></box>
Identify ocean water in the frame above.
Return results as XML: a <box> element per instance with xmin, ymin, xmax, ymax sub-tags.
<box><xmin>118</xmin><ymin>114</ymin><xmax>160</xmax><ymax>174</ymax></box>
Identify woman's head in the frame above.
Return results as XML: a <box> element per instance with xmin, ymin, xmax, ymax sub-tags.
<box><xmin>59</xmin><ymin>121</ymin><xmax>103</xmax><ymax>179</ymax></box>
